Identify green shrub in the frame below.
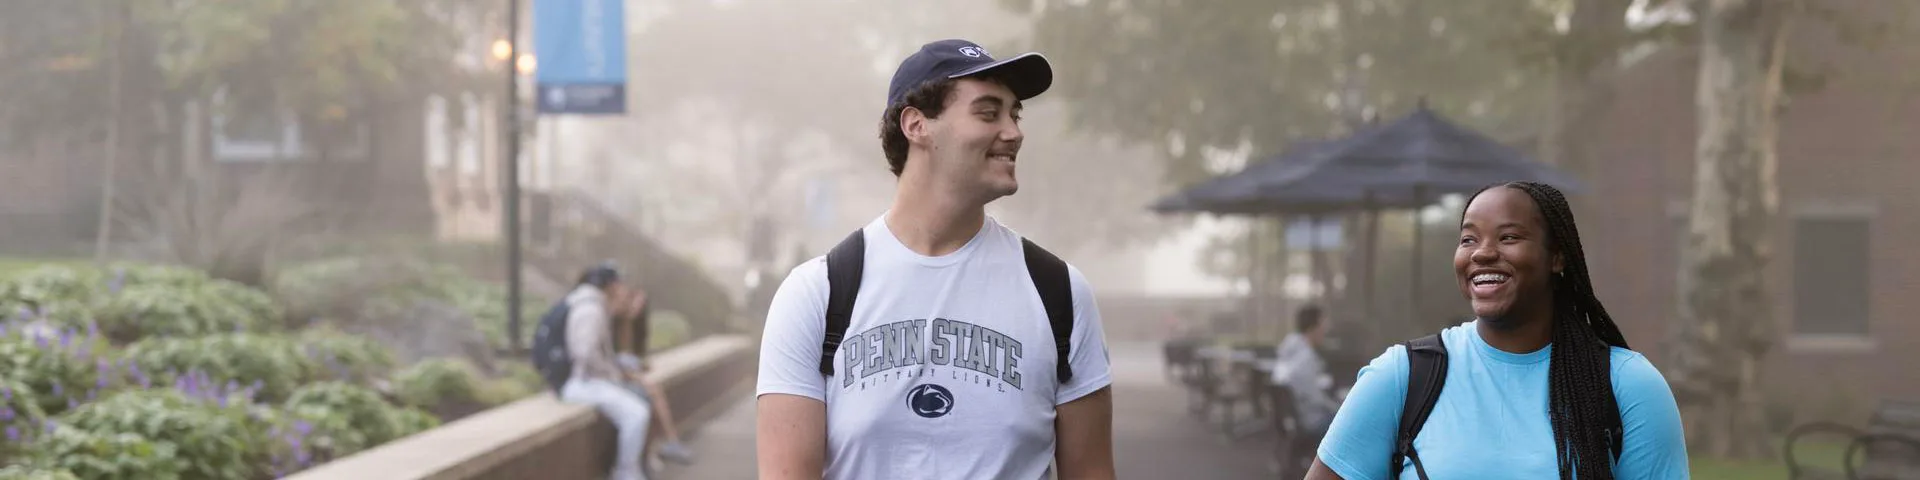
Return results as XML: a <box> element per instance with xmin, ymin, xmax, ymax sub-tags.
<box><xmin>53</xmin><ymin>390</ymin><xmax>264</xmax><ymax>480</ymax></box>
<box><xmin>649</xmin><ymin>310</ymin><xmax>694</xmax><ymax>352</ymax></box>
<box><xmin>273</xmin><ymin>256</ymin><xmax>535</xmax><ymax>350</ymax></box>
<box><xmin>280</xmin><ymin>382</ymin><xmax>437</xmax><ymax>459</ymax></box>
<box><xmin>0</xmin><ymin>333</ymin><xmax>113</xmax><ymax>417</ymax></box>
<box><xmin>0</xmin><ymin>267</ymin><xmax>100</xmax><ymax>311</ymax></box>
<box><xmin>390</xmin><ymin>358</ymin><xmax>485</xmax><ymax>411</ymax></box>
<box><xmin>19</xmin><ymin>428</ymin><xmax>182</xmax><ymax>480</ymax></box>
<box><xmin>120</xmin><ymin>334</ymin><xmax>312</xmax><ymax>403</ymax></box>
<box><xmin>297</xmin><ymin>329</ymin><xmax>397</xmax><ymax>384</ymax></box>
<box><xmin>388</xmin><ymin>408</ymin><xmax>440</xmax><ymax>437</ymax></box>
<box><xmin>92</xmin><ymin>284</ymin><xmax>264</xmax><ymax>343</ymax></box>
<box><xmin>0</xmin><ymin>465</ymin><xmax>80</xmax><ymax>480</ymax></box>
<box><xmin>0</xmin><ymin>263</ymin><xmax>281</xmax><ymax>344</ymax></box>
<box><xmin>491</xmin><ymin>362</ymin><xmax>549</xmax><ymax>403</ymax></box>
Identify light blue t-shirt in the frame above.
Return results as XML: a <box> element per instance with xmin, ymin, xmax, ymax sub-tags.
<box><xmin>1316</xmin><ymin>321</ymin><xmax>1689</xmax><ymax>479</ymax></box>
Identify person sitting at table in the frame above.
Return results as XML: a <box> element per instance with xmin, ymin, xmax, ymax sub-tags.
<box><xmin>1273</xmin><ymin>305</ymin><xmax>1339</xmax><ymax>439</ymax></box>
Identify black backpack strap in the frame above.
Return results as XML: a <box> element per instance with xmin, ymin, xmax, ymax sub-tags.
<box><xmin>1391</xmin><ymin>334</ymin><xmax>1449</xmax><ymax>480</ymax></box>
<box><xmin>819</xmin><ymin>229</ymin><xmax>866</xmax><ymax>376</ymax></box>
<box><xmin>1021</xmin><ymin>238</ymin><xmax>1074</xmax><ymax>383</ymax></box>
<box><xmin>1606</xmin><ymin>378</ymin><xmax>1625</xmax><ymax>462</ymax></box>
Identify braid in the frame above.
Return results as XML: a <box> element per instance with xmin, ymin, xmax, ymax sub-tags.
<box><xmin>1466</xmin><ymin>181</ymin><xmax>1631</xmax><ymax>480</ymax></box>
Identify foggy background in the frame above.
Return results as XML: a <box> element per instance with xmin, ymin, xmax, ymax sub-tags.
<box><xmin>1</xmin><ymin>0</ymin><xmax>1916</xmax><ymax>478</ymax></box>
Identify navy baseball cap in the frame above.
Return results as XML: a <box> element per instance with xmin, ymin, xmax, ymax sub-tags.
<box><xmin>886</xmin><ymin>39</ymin><xmax>1053</xmax><ymax>110</ymax></box>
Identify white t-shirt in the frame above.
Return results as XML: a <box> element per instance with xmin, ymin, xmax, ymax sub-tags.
<box><xmin>756</xmin><ymin>214</ymin><xmax>1114</xmax><ymax>480</ymax></box>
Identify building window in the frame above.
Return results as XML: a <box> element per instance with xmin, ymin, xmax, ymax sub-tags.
<box><xmin>1792</xmin><ymin>215</ymin><xmax>1870</xmax><ymax>336</ymax></box>
<box><xmin>211</xmin><ymin>88</ymin><xmax>300</xmax><ymax>162</ymax></box>
<box><xmin>210</xmin><ymin>87</ymin><xmax>371</xmax><ymax>162</ymax></box>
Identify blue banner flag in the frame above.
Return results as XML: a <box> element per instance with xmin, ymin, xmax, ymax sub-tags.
<box><xmin>533</xmin><ymin>0</ymin><xmax>628</xmax><ymax>115</ymax></box>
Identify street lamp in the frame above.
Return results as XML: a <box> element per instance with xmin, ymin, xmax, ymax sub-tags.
<box><xmin>516</xmin><ymin>54</ymin><xmax>537</xmax><ymax>75</ymax></box>
<box><xmin>502</xmin><ymin>0</ymin><xmax>526</xmax><ymax>353</ymax></box>
<box><xmin>491</xmin><ymin>39</ymin><xmax>513</xmax><ymax>62</ymax></box>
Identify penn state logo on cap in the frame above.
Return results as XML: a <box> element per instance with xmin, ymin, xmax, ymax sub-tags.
<box><xmin>884</xmin><ymin>39</ymin><xmax>1053</xmax><ymax>111</ymax></box>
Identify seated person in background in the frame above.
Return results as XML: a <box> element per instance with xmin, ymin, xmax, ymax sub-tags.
<box><xmin>1274</xmin><ymin>305</ymin><xmax>1339</xmax><ymax>439</ymax></box>
<box><xmin>611</xmin><ymin>285</ymin><xmax>696</xmax><ymax>466</ymax></box>
<box><xmin>551</xmin><ymin>264</ymin><xmax>654</xmax><ymax>480</ymax></box>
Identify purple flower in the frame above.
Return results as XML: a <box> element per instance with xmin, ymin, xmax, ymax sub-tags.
<box><xmin>5</xmin><ymin>426</ymin><xmax>16</xmax><ymax>442</ymax></box>
<box><xmin>2</xmin><ymin>386</ymin><xmax>10</xmax><ymax>401</ymax></box>
<box><xmin>35</xmin><ymin>334</ymin><xmax>47</xmax><ymax>348</ymax></box>
<box><xmin>42</xmin><ymin>419</ymin><xmax>55</xmax><ymax>434</ymax></box>
<box><xmin>58</xmin><ymin>328</ymin><xmax>72</xmax><ymax>347</ymax></box>
<box><xmin>50</xmin><ymin>382</ymin><xmax>61</xmax><ymax>397</ymax></box>
<box><xmin>294</xmin><ymin>420</ymin><xmax>312</xmax><ymax>435</ymax></box>
<box><xmin>65</xmin><ymin>398</ymin><xmax>75</xmax><ymax>410</ymax></box>
<box><xmin>12</xmin><ymin>306</ymin><xmax>26</xmax><ymax>320</ymax></box>
<box><xmin>2</xmin><ymin>406</ymin><xmax>13</xmax><ymax>420</ymax></box>
<box><xmin>85</xmin><ymin>321</ymin><xmax>98</xmax><ymax>339</ymax></box>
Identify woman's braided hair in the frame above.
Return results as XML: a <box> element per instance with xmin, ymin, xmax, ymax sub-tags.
<box><xmin>1464</xmin><ymin>181</ymin><xmax>1631</xmax><ymax>480</ymax></box>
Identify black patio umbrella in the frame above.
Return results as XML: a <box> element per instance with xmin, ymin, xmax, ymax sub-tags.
<box><xmin>1249</xmin><ymin>102</ymin><xmax>1581</xmax><ymax>331</ymax></box>
<box><xmin>1151</xmin><ymin>102</ymin><xmax>1581</xmax><ymax>334</ymax></box>
<box><xmin>1149</xmin><ymin>139</ymin><xmax>1439</xmax><ymax>340</ymax></box>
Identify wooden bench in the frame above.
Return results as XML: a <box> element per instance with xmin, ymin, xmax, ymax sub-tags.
<box><xmin>1787</xmin><ymin>399</ymin><xmax>1920</xmax><ymax>480</ymax></box>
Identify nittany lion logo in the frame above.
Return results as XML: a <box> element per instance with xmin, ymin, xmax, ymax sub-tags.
<box><xmin>905</xmin><ymin>383</ymin><xmax>955</xmax><ymax>418</ymax></box>
<box><xmin>957</xmin><ymin>46</ymin><xmax>988</xmax><ymax>58</ymax></box>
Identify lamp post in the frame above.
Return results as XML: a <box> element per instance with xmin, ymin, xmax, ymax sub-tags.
<box><xmin>502</xmin><ymin>0</ymin><xmax>526</xmax><ymax>353</ymax></box>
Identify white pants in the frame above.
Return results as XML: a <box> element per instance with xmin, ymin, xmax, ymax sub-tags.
<box><xmin>561</xmin><ymin>377</ymin><xmax>653</xmax><ymax>480</ymax></box>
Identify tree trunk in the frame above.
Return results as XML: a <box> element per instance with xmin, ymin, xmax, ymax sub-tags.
<box><xmin>1543</xmin><ymin>0</ymin><xmax>1631</xmax><ymax>175</ymax></box>
<box><xmin>1681</xmin><ymin>0</ymin><xmax>1791</xmax><ymax>461</ymax></box>
<box><xmin>93</xmin><ymin>0</ymin><xmax>126</xmax><ymax>263</ymax></box>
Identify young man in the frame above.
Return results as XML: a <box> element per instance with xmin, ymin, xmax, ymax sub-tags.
<box><xmin>556</xmin><ymin>264</ymin><xmax>655</xmax><ymax>480</ymax></box>
<box><xmin>754</xmin><ymin>39</ymin><xmax>1116</xmax><ymax>480</ymax></box>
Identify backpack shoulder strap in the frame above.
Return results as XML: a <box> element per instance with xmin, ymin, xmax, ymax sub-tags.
<box><xmin>1606</xmin><ymin>372</ymin><xmax>1625</xmax><ymax>462</ymax></box>
<box><xmin>819</xmin><ymin>229</ymin><xmax>866</xmax><ymax>376</ymax></box>
<box><xmin>1391</xmin><ymin>333</ymin><xmax>1449</xmax><ymax>480</ymax></box>
<box><xmin>1020</xmin><ymin>238</ymin><xmax>1075</xmax><ymax>383</ymax></box>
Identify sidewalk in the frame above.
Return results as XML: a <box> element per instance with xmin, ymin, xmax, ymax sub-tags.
<box><xmin>659</xmin><ymin>341</ymin><xmax>1275</xmax><ymax>479</ymax></box>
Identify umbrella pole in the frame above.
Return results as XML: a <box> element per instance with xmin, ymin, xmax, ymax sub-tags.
<box><xmin>1410</xmin><ymin>204</ymin><xmax>1424</xmax><ymax>335</ymax></box>
<box><xmin>1310</xmin><ymin>214</ymin><xmax>1325</xmax><ymax>303</ymax></box>
<box><xmin>1363</xmin><ymin>194</ymin><xmax>1380</xmax><ymax>339</ymax></box>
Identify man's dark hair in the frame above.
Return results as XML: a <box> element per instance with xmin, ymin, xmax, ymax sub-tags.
<box><xmin>879</xmin><ymin>79</ymin><xmax>958</xmax><ymax>176</ymax></box>
<box><xmin>876</xmin><ymin>74</ymin><xmax>1013</xmax><ymax>176</ymax></box>
<box><xmin>1295</xmin><ymin>305</ymin><xmax>1324</xmax><ymax>333</ymax></box>
<box><xmin>1462</xmin><ymin>181</ymin><xmax>1631</xmax><ymax>480</ymax></box>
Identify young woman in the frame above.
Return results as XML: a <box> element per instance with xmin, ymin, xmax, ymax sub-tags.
<box><xmin>1306</xmin><ymin>182</ymin><xmax>1689</xmax><ymax>479</ymax></box>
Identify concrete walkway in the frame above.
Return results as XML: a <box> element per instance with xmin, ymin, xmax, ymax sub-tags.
<box><xmin>658</xmin><ymin>341</ymin><xmax>1277</xmax><ymax>479</ymax></box>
